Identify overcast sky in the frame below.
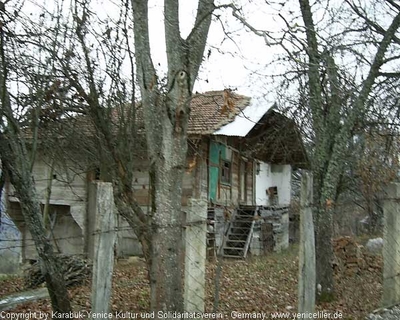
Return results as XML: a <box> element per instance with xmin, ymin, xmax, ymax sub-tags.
<box><xmin>19</xmin><ymin>0</ymin><xmax>301</xmax><ymax>107</ymax></box>
<box><xmin>21</xmin><ymin>0</ymin><xmax>399</xmax><ymax>101</ymax></box>
<box><xmin>143</xmin><ymin>0</ymin><xmax>287</xmax><ymax>103</ymax></box>
<box><xmin>149</xmin><ymin>0</ymin><xmax>299</xmax><ymax>110</ymax></box>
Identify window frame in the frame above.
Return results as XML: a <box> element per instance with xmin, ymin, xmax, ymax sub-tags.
<box><xmin>220</xmin><ymin>159</ymin><xmax>232</xmax><ymax>185</ymax></box>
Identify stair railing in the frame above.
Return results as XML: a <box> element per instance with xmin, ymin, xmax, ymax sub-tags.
<box><xmin>218</xmin><ymin>208</ymin><xmax>236</xmax><ymax>256</ymax></box>
<box><xmin>243</xmin><ymin>207</ymin><xmax>258</xmax><ymax>258</ymax></box>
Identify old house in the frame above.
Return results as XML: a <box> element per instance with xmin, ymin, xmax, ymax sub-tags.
<box><xmin>5</xmin><ymin>90</ymin><xmax>307</xmax><ymax>261</ymax></box>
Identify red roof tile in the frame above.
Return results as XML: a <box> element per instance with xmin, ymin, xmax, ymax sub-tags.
<box><xmin>188</xmin><ymin>90</ymin><xmax>251</xmax><ymax>134</ymax></box>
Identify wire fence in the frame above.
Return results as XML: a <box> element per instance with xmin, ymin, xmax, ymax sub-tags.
<box><xmin>1</xmin><ymin>182</ymin><xmax>399</xmax><ymax>319</ymax></box>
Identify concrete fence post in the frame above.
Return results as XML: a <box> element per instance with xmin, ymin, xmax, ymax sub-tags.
<box><xmin>298</xmin><ymin>171</ymin><xmax>315</xmax><ymax>317</ymax></box>
<box><xmin>383</xmin><ymin>183</ymin><xmax>400</xmax><ymax>306</ymax></box>
<box><xmin>184</xmin><ymin>198</ymin><xmax>208</xmax><ymax>313</ymax></box>
<box><xmin>90</xmin><ymin>182</ymin><xmax>116</xmax><ymax>318</ymax></box>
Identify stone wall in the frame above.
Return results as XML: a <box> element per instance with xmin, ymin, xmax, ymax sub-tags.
<box><xmin>250</xmin><ymin>206</ymin><xmax>289</xmax><ymax>255</ymax></box>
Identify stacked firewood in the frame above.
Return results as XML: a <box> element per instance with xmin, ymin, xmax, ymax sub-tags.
<box><xmin>24</xmin><ymin>255</ymin><xmax>92</xmax><ymax>288</ymax></box>
<box><xmin>362</xmin><ymin>250</ymin><xmax>382</xmax><ymax>272</ymax></box>
<box><xmin>333</xmin><ymin>236</ymin><xmax>366</xmax><ymax>275</ymax></box>
<box><xmin>333</xmin><ymin>236</ymin><xmax>382</xmax><ymax>275</ymax></box>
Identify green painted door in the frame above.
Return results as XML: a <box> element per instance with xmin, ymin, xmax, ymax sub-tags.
<box><xmin>208</xmin><ymin>142</ymin><xmax>226</xmax><ymax>201</ymax></box>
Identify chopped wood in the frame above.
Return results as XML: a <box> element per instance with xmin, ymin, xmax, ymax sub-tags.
<box><xmin>333</xmin><ymin>237</ymin><xmax>382</xmax><ymax>276</ymax></box>
<box><xmin>23</xmin><ymin>255</ymin><xmax>92</xmax><ymax>289</ymax></box>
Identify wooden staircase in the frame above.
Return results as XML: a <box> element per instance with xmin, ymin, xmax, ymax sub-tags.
<box><xmin>221</xmin><ymin>206</ymin><xmax>257</xmax><ymax>258</ymax></box>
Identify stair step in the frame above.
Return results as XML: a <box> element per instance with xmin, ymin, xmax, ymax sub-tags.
<box><xmin>239</xmin><ymin>205</ymin><xmax>257</xmax><ymax>210</ymax></box>
<box><xmin>233</xmin><ymin>221</ymin><xmax>253</xmax><ymax>225</ymax></box>
<box><xmin>229</xmin><ymin>231</ymin><xmax>248</xmax><ymax>234</ymax></box>
<box><xmin>223</xmin><ymin>251</ymin><xmax>244</xmax><ymax>257</ymax></box>
<box><xmin>234</xmin><ymin>218</ymin><xmax>253</xmax><ymax>221</ymax></box>
<box><xmin>228</xmin><ymin>236</ymin><xmax>247</xmax><ymax>241</ymax></box>
<box><xmin>232</xmin><ymin>223</ymin><xmax>252</xmax><ymax>228</ymax></box>
<box><xmin>235</xmin><ymin>215</ymin><xmax>255</xmax><ymax>219</ymax></box>
<box><xmin>223</xmin><ymin>247</ymin><xmax>244</xmax><ymax>250</ymax></box>
<box><xmin>226</xmin><ymin>245</ymin><xmax>245</xmax><ymax>249</ymax></box>
<box><xmin>228</xmin><ymin>234</ymin><xmax>249</xmax><ymax>239</ymax></box>
<box><xmin>226</xmin><ymin>239</ymin><xmax>246</xmax><ymax>243</ymax></box>
<box><xmin>233</xmin><ymin>220</ymin><xmax>253</xmax><ymax>224</ymax></box>
<box><xmin>232</xmin><ymin>226</ymin><xmax>251</xmax><ymax>230</ymax></box>
<box><xmin>222</xmin><ymin>255</ymin><xmax>244</xmax><ymax>258</ymax></box>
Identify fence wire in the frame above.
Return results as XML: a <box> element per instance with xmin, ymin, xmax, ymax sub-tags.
<box><xmin>1</xmin><ymin>186</ymin><xmax>400</xmax><ymax>319</ymax></box>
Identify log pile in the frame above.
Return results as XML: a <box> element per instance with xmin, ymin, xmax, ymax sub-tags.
<box><xmin>333</xmin><ymin>236</ymin><xmax>365</xmax><ymax>275</ymax></box>
<box><xmin>24</xmin><ymin>255</ymin><xmax>92</xmax><ymax>289</ymax></box>
<box><xmin>333</xmin><ymin>236</ymin><xmax>382</xmax><ymax>275</ymax></box>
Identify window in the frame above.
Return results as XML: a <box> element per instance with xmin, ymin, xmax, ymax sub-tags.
<box><xmin>271</xmin><ymin>164</ymin><xmax>283</xmax><ymax>173</ymax></box>
<box><xmin>220</xmin><ymin>160</ymin><xmax>231</xmax><ymax>185</ymax></box>
<box><xmin>268</xmin><ymin>186</ymin><xmax>279</xmax><ymax>205</ymax></box>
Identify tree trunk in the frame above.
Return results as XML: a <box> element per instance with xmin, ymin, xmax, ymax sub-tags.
<box><xmin>150</xmin><ymin>165</ymin><xmax>185</xmax><ymax>312</ymax></box>
<box><xmin>147</xmin><ymin>93</ymin><xmax>189</xmax><ymax>312</ymax></box>
<box><xmin>131</xmin><ymin>0</ymin><xmax>213</xmax><ymax>313</ymax></box>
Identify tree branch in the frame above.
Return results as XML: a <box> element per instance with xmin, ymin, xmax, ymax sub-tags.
<box><xmin>130</xmin><ymin>0</ymin><xmax>156</xmax><ymax>91</ymax></box>
<box><xmin>356</xmin><ymin>10</ymin><xmax>400</xmax><ymax>111</ymax></box>
<box><xmin>186</xmin><ymin>0</ymin><xmax>214</xmax><ymax>91</ymax></box>
<box><xmin>164</xmin><ymin>0</ymin><xmax>184</xmax><ymax>81</ymax></box>
<box><xmin>346</xmin><ymin>0</ymin><xmax>400</xmax><ymax>47</ymax></box>
<box><xmin>298</xmin><ymin>0</ymin><xmax>324</xmax><ymax>138</ymax></box>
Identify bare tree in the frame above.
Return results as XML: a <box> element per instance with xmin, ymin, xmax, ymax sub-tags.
<box><xmin>219</xmin><ymin>0</ymin><xmax>400</xmax><ymax>302</ymax></box>
<box><xmin>0</xmin><ymin>1</ymin><xmax>71</xmax><ymax>313</ymax></box>
<box><xmin>131</xmin><ymin>0</ymin><xmax>214</xmax><ymax>312</ymax></box>
<box><xmin>297</xmin><ymin>0</ymin><xmax>399</xmax><ymax>301</ymax></box>
<box><xmin>22</xmin><ymin>0</ymin><xmax>215</xmax><ymax>312</ymax></box>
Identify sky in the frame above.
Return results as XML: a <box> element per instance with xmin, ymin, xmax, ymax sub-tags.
<box><xmin>121</xmin><ymin>0</ymin><xmax>288</xmax><ymax>103</ymax></box>
<box><xmin>87</xmin><ymin>0</ymin><xmax>290</xmax><ymax>108</ymax></box>
<box><xmin>142</xmin><ymin>0</ymin><xmax>290</xmax><ymax>106</ymax></box>
<box><xmin>19</xmin><ymin>0</ymin><xmax>317</xmax><ymax>111</ymax></box>
<box><xmin>21</xmin><ymin>0</ymin><xmax>281</xmax><ymax>103</ymax></box>
<box><xmin>19</xmin><ymin>0</ymin><xmax>398</xmax><ymax>112</ymax></box>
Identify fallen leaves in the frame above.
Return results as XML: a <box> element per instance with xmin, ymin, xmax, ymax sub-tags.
<box><xmin>0</xmin><ymin>244</ymin><xmax>382</xmax><ymax>320</ymax></box>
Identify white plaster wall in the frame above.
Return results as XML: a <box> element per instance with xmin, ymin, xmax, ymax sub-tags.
<box><xmin>271</xmin><ymin>164</ymin><xmax>292</xmax><ymax>205</ymax></box>
<box><xmin>255</xmin><ymin>162</ymin><xmax>273</xmax><ymax>205</ymax></box>
<box><xmin>255</xmin><ymin>162</ymin><xmax>292</xmax><ymax>206</ymax></box>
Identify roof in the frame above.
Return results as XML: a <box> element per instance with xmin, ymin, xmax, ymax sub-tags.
<box><xmin>189</xmin><ymin>91</ymin><xmax>308</xmax><ymax>167</ymax></box>
<box><xmin>242</xmin><ymin>109</ymin><xmax>309</xmax><ymax>168</ymax></box>
<box><xmin>28</xmin><ymin>90</ymin><xmax>253</xmax><ymax>137</ymax></box>
<box><xmin>23</xmin><ymin>90</ymin><xmax>308</xmax><ymax>167</ymax></box>
<box><xmin>213</xmin><ymin>98</ymin><xmax>275</xmax><ymax>137</ymax></box>
<box><xmin>188</xmin><ymin>90</ymin><xmax>251</xmax><ymax>135</ymax></box>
